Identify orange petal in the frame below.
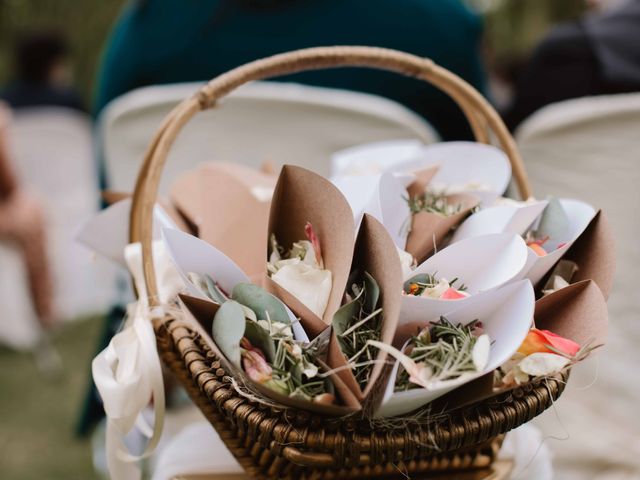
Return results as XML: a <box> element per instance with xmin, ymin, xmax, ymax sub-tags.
<box><xmin>528</xmin><ymin>243</ymin><xmax>547</xmax><ymax>257</ymax></box>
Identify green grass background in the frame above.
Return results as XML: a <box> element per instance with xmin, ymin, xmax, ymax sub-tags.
<box><xmin>0</xmin><ymin>318</ymin><xmax>103</xmax><ymax>480</ymax></box>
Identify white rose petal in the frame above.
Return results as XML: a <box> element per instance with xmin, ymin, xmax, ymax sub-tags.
<box><xmin>421</xmin><ymin>278</ymin><xmax>451</xmax><ymax>299</ymax></box>
<box><xmin>302</xmin><ymin>358</ymin><xmax>319</xmax><ymax>378</ymax></box>
<box><xmin>472</xmin><ymin>334</ymin><xmax>490</xmax><ymax>370</ymax></box>
<box><xmin>396</xmin><ymin>247</ymin><xmax>416</xmax><ymax>278</ymax></box>
<box><xmin>519</xmin><ymin>352</ymin><xmax>570</xmax><ymax>377</ymax></box>
<box><xmin>272</xmin><ymin>263</ymin><xmax>332</xmax><ymax>318</ymax></box>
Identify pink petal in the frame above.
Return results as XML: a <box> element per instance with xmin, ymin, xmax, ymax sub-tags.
<box><xmin>441</xmin><ymin>287</ymin><xmax>466</xmax><ymax>300</ymax></box>
<box><xmin>537</xmin><ymin>329</ymin><xmax>581</xmax><ymax>357</ymax></box>
<box><xmin>304</xmin><ymin>222</ymin><xmax>324</xmax><ymax>268</ymax></box>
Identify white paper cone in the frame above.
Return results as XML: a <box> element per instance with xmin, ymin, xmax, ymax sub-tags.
<box><xmin>390</xmin><ymin>141</ymin><xmax>511</xmax><ymax>198</ymax></box>
<box><xmin>400</xmin><ymin>233</ymin><xmax>529</xmax><ymax>325</ymax></box>
<box><xmin>330</xmin><ymin>139</ymin><xmax>423</xmax><ymax>177</ymax></box>
<box><xmin>362</xmin><ymin>172</ymin><xmax>412</xmax><ymax>249</ymax></box>
<box><xmin>332</xmin><ymin>172</ymin><xmax>414</xmax><ymax>222</ymax></box>
<box><xmin>520</xmin><ymin>199</ymin><xmax>597</xmax><ymax>285</ymax></box>
<box><xmin>76</xmin><ymin>198</ymin><xmax>177</xmax><ymax>266</ymax></box>
<box><xmin>376</xmin><ymin>280</ymin><xmax>534</xmax><ymax>417</ymax></box>
<box><xmin>163</xmin><ymin>228</ymin><xmax>309</xmax><ymax>341</ymax></box>
<box><xmin>451</xmin><ymin>201</ymin><xmax>549</xmax><ymax>244</ymax></box>
<box><xmin>161</xmin><ymin>228</ymin><xmax>249</xmax><ymax>299</ymax></box>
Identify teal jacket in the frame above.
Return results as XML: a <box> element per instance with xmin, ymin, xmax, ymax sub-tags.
<box><xmin>94</xmin><ymin>0</ymin><xmax>486</xmax><ymax>139</ymax></box>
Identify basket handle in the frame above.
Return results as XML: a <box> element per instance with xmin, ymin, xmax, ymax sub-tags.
<box><xmin>130</xmin><ymin>46</ymin><xmax>532</xmax><ymax>305</ymax></box>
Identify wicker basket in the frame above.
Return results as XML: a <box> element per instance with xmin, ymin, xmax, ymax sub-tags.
<box><xmin>129</xmin><ymin>47</ymin><xmax>567</xmax><ymax>479</ymax></box>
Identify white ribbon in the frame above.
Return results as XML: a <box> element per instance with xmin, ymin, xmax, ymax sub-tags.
<box><xmin>92</xmin><ymin>304</ymin><xmax>166</xmax><ymax>480</ymax></box>
<box><xmin>91</xmin><ymin>240</ymin><xmax>183</xmax><ymax>479</ymax></box>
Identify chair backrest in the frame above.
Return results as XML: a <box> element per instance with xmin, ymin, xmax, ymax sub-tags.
<box><xmin>515</xmin><ymin>93</ymin><xmax>640</xmax><ymax>325</ymax></box>
<box><xmin>7</xmin><ymin>108</ymin><xmax>117</xmax><ymax>320</ymax></box>
<box><xmin>99</xmin><ymin>81</ymin><xmax>438</xmax><ymax>194</ymax></box>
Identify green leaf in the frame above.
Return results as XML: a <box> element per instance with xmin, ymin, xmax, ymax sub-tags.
<box><xmin>244</xmin><ymin>320</ymin><xmax>276</xmax><ymax>363</ymax></box>
<box><xmin>211</xmin><ymin>300</ymin><xmax>246</xmax><ymax>368</ymax></box>
<box><xmin>363</xmin><ymin>271</ymin><xmax>380</xmax><ymax>313</ymax></box>
<box><xmin>537</xmin><ymin>197</ymin><xmax>570</xmax><ymax>247</ymax></box>
<box><xmin>403</xmin><ymin>272</ymin><xmax>435</xmax><ymax>293</ymax></box>
<box><xmin>204</xmin><ymin>274</ymin><xmax>229</xmax><ymax>304</ymax></box>
<box><xmin>333</xmin><ymin>298</ymin><xmax>360</xmax><ymax>337</ymax></box>
<box><xmin>232</xmin><ymin>283</ymin><xmax>290</xmax><ymax>324</ymax></box>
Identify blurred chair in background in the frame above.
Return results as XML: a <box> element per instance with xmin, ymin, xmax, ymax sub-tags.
<box><xmin>94</xmin><ymin>0</ymin><xmax>486</xmax><ymax>142</ymax></box>
<box><xmin>503</xmin><ymin>0</ymin><xmax>640</xmax><ymax>130</ymax></box>
<box><xmin>1</xmin><ymin>30</ymin><xmax>84</xmax><ymax>112</ymax></box>
<box><xmin>6</xmin><ymin>107</ymin><xmax>117</xmax><ymax>323</ymax></box>
<box><xmin>0</xmin><ymin>103</ymin><xmax>54</xmax><ymax>350</ymax></box>
<box><xmin>516</xmin><ymin>92</ymin><xmax>640</xmax><ymax>478</ymax></box>
<box><xmin>99</xmin><ymin>80</ymin><xmax>438</xmax><ymax>193</ymax></box>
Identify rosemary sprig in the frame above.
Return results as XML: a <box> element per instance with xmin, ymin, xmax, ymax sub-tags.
<box><xmin>334</xmin><ymin>272</ymin><xmax>383</xmax><ymax>391</ymax></box>
<box><xmin>406</xmin><ymin>192</ymin><xmax>463</xmax><ymax>217</ymax></box>
<box><xmin>250</xmin><ymin>316</ymin><xmax>332</xmax><ymax>401</ymax></box>
<box><xmin>395</xmin><ymin>317</ymin><xmax>482</xmax><ymax>391</ymax></box>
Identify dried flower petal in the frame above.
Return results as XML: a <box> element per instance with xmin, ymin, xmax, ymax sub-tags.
<box><xmin>472</xmin><ymin>334</ymin><xmax>490</xmax><ymax>370</ymax></box>
<box><xmin>313</xmin><ymin>393</ymin><xmax>336</xmax><ymax>405</ymax></box>
<box><xmin>518</xmin><ymin>352</ymin><xmax>570</xmax><ymax>377</ymax></box>
<box><xmin>518</xmin><ymin>328</ymin><xmax>580</xmax><ymax>357</ymax></box>
<box><xmin>528</xmin><ymin>243</ymin><xmax>547</xmax><ymax>257</ymax></box>
<box><xmin>242</xmin><ymin>349</ymin><xmax>273</xmax><ymax>383</ymax></box>
<box><xmin>304</xmin><ymin>222</ymin><xmax>324</xmax><ymax>269</ymax></box>
<box><xmin>441</xmin><ymin>287</ymin><xmax>468</xmax><ymax>300</ymax></box>
<box><xmin>396</xmin><ymin>246</ymin><xmax>416</xmax><ymax>278</ymax></box>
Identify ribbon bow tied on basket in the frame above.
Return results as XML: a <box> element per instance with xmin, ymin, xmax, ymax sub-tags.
<box><xmin>92</xmin><ymin>304</ymin><xmax>165</xmax><ymax>480</ymax></box>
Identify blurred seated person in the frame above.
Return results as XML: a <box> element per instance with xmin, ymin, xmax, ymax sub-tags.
<box><xmin>94</xmin><ymin>0</ymin><xmax>487</xmax><ymax>141</ymax></box>
<box><xmin>1</xmin><ymin>30</ymin><xmax>84</xmax><ymax>112</ymax></box>
<box><xmin>0</xmin><ymin>103</ymin><xmax>54</xmax><ymax>328</ymax></box>
<box><xmin>504</xmin><ymin>0</ymin><xmax>640</xmax><ymax>130</ymax></box>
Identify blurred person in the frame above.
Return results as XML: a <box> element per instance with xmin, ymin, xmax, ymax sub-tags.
<box><xmin>1</xmin><ymin>30</ymin><xmax>84</xmax><ymax>112</ymax></box>
<box><xmin>504</xmin><ymin>0</ymin><xmax>640</xmax><ymax>130</ymax></box>
<box><xmin>94</xmin><ymin>0</ymin><xmax>487</xmax><ymax>141</ymax></box>
<box><xmin>0</xmin><ymin>103</ymin><xmax>54</xmax><ymax>328</ymax></box>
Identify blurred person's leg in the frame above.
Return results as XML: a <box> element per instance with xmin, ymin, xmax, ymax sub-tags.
<box><xmin>0</xmin><ymin>190</ymin><xmax>54</xmax><ymax>327</ymax></box>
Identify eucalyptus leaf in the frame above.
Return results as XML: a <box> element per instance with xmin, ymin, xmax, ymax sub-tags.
<box><xmin>403</xmin><ymin>272</ymin><xmax>435</xmax><ymax>293</ymax></box>
<box><xmin>363</xmin><ymin>271</ymin><xmax>380</xmax><ymax>313</ymax></box>
<box><xmin>536</xmin><ymin>197</ymin><xmax>570</xmax><ymax>249</ymax></box>
<box><xmin>243</xmin><ymin>320</ymin><xmax>276</xmax><ymax>363</ymax></box>
<box><xmin>211</xmin><ymin>300</ymin><xmax>246</xmax><ymax>368</ymax></box>
<box><xmin>232</xmin><ymin>283</ymin><xmax>290</xmax><ymax>324</ymax></box>
<box><xmin>333</xmin><ymin>298</ymin><xmax>360</xmax><ymax>338</ymax></box>
<box><xmin>204</xmin><ymin>274</ymin><xmax>229</xmax><ymax>304</ymax></box>
<box><xmin>240</xmin><ymin>304</ymin><xmax>257</xmax><ymax>323</ymax></box>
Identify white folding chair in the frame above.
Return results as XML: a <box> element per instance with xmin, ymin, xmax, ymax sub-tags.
<box><xmin>515</xmin><ymin>93</ymin><xmax>640</xmax><ymax>477</ymax></box>
<box><xmin>4</xmin><ymin>107</ymin><xmax>117</xmax><ymax>326</ymax></box>
<box><xmin>99</xmin><ymin>81</ymin><xmax>438</xmax><ymax>194</ymax></box>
